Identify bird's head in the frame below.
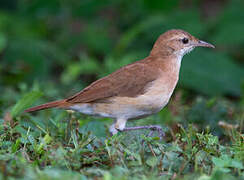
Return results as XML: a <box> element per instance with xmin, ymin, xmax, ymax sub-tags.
<box><xmin>150</xmin><ymin>29</ymin><xmax>214</xmax><ymax>57</ymax></box>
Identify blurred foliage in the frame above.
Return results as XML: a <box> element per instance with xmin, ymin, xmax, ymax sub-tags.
<box><xmin>0</xmin><ymin>0</ymin><xmax>244</xmax><ymax>97</ymax></box>
<box><xmin>0</xmin><ymin>0</ymin><xmax>244</xmax><ymax>179</ymax></box>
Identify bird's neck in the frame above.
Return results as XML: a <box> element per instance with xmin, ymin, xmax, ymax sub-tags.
<box><xmin>150</xmin><ymin>53</ymin><xmax>183</xmax><ymax>89</ymax></box>
<box><xmin>164</xmin><ymin>54</ymin><xmax>182</xmax><ymax>81</ymax></box>
<box><xmin>174</xmin><ymin>54</ymin><xmax>183</xmax><ymax>69</ymax></box>
<box><xmin>143</xmin><ymin>54</ymin><xmax>183</xmax><ymax>99</ymax></box>
<box><xmin>151</xmin><ymin>53</ymin><xmax>183</xmax><ymax>74</ymax></box>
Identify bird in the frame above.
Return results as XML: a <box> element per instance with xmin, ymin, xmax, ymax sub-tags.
<box><xmin>25</xmin><ymin>29</ymin><xmax>215</xmax><ymax>136</ymax></box>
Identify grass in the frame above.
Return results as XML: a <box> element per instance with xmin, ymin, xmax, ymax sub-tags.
<box><xmin>0</xmin><ymin>90</ymin><xmax>243</xmax><ymax>180</ymax></box>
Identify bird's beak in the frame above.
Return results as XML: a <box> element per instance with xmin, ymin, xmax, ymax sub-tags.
<box><xmin>195</xmin><ymin>40</ymin><xmax>215</xmax><ymax>48</ymax></box>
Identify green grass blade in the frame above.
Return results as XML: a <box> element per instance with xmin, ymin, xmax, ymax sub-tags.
<box><xmin>11</xmin><ymin>91</ymin><xmax>43</xmax><ymax>118</ymax></box>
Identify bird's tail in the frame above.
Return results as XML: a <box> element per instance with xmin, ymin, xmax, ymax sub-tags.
<box><xmin>24</xmin><ymin>100</ymin><xmax>68</xmax><ymax>113</ymax></box>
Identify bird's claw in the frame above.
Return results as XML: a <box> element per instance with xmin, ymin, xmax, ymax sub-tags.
<box><xmin>148</xmin><ymin>125</ymin><xmax>165</xmax><ymax>139</ymax></box>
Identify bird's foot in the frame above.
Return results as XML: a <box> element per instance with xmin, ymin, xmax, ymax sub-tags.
<box><xmin>109</xmin><ymin>119</ymin><xmax>127</xmax><ymax>136</ymax></box>
<box><xmin>109</xmin><ymin>124</ymin><xmax>119</xmax><ymax>136</ymax></box>
<box><xmin>123</xmin><ymin>125</ymin><xmax>165</xmax><ymax>139</ymax></box>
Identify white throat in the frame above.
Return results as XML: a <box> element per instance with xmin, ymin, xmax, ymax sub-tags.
<box><xmin>175</xmin><ymin>46</ymin><xmax>194</xmax><ymax>66</ymax></box>
<box><xmin>175</xmin><ymin>53</ymin><xmax>184</xmax><ymax>67</ymax></box>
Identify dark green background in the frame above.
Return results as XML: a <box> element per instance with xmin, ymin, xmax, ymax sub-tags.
<box><xmin>0</xmin><ymin>0</ymin><xmax>244</xmax><ymax>104</ymax></box>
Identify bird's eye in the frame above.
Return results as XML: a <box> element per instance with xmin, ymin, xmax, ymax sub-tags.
<box><xmin>182</xmin><ymin>38</ymin><xmax>189</xmax><ymax>44</ymax></box>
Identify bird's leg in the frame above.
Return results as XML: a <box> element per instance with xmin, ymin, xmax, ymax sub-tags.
<box><xmin>109</xmin><ymin>123</ymin><xmax>118</xmax><ymax>136</ymax></box>
<box><xmin>109</xmin><ymin>119</ymin><xmax>164</xmax><ymax>138</ymax></box>
<box><xmin>109</xmin><ymin>118</ymin><xmax>127</xmax><ymax>136</ymax></box>
<box><xmin>123</xmin><ymin>125</ymin><xmax>165</xmax><ymax>138</ymax></box>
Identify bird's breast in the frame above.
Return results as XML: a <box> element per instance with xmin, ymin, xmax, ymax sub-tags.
<box><xmin>141</xmin><ymin>77</ymin><xmax>178</xmax><ymax>112</ymax></box>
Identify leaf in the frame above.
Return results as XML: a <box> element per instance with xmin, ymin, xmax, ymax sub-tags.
<box><xmin>79</xmin><ymin>120</ymin><xmax>107</xmax><ymax>138</ymax></box>
<box><xmin>213</xmin><ymin>0</ymin><xmax>244</xmax><ymax>45</ymax></box>
<box><xmin>113</xmin><ymin>15</ymin><xmax>168</xmax><ymax>57</ymax></box>
<box><xmin>143</xmin><ymin>0</ymin><xmax>179</xmax><ymax>12</ymax></box>
<box><xmin>103</xmin><ymin>172</ymin><xmax>112</xmax><ymax>180</ymax></box>
<box><xmin>124</xmin><ymin>148</ymin><xmax>142</xmax><ymax>165</ymax></box>
<box><xmin>146</xmin><ymin>156</ymin><xmax>158</xmax><ymax>167</ymax></box>
<box><xmin>230</xmin><ymin>159</ymin><xmax>244</xmax><ymax>169</ymax></box>
<box><xmin>11</xmin><ymin>90</ymin><xmax>43</xmax><ymax>118</ymax></box>
<box><xmin>0</xmin><ymin>32</ymin><xmax>7</xmax><ymax>52</ymax></box>
<box><xmin>61</xmin><ymin>56</ymin><xmax>100</xmax><ymax>84</ymax></box>
<box><xmin>43</xmin><ymin>133</ymin><xmax>52</xmax><ymax>144</ymax></box>
<box><xmin>212</xmin><ymin>155</ymin><xmax>244</xmax><ymax>169</ymax></box>
<box><xmin>180</xmin><ymin>50</ymin><xmax>244</xmax><ymax>96</ymax></box>
<box><xmin>114</xmin><ymin>10</ymin><xmax>206</xmax><ymax>57</ymax></box>
<box><xmin>198</xmin><ymin>174</ymin><xmax>211</xmax><ymax>180</ymax></box>
<box><xmin>102</xmin><ymin>53</ymin><xmax>145</xmax><ymax>76</ymax></box>
<box><xmin>80</xmin><ymin>23</ymin><xmax>113</xmax><ymax>54</ymax></box>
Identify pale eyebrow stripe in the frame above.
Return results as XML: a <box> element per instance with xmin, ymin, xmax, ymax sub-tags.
<box><xmin>168</xmin><ymin>35</ymin><xmax>184</xmax><ymax>41</ymax></box>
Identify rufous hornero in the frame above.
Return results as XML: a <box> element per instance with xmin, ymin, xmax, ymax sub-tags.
<box><xmin>25</xmin><ymin>29</ymin><xmax>215</xmax><ymax>136</ymax></box>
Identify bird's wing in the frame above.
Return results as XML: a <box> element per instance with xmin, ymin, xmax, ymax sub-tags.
<box><xmin>66</xmin><ymin>60</ymin><xmax>159</xmax><ymax>103</ymax></box>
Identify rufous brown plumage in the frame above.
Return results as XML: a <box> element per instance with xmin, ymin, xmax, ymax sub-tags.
<box><xmin>25</xmin><ymin>29</ymin><xmax>214</xmax><ymax>135</ymax></box>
